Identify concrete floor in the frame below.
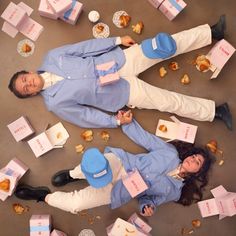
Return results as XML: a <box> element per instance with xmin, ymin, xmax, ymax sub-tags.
<box><xmin>0</xmin><ymin>0</ymin><xmax>236</xmax><ymax>235</ymax></box>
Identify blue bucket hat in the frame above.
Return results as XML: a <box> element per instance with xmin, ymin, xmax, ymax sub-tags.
<box><xmin>81</xmin><ymin>148</ymin><xmax>112</xmax><ymax>188</ymax></box>
<box><xmin>141</xmin><ymin>32</ymin><xmax>177</xmax><ymax>59</ymax></box>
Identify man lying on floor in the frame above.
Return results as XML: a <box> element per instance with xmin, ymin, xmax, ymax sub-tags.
<box><xmin>9</xmin><ymin>15</ymin><xmax>232</xmax><ymax>130</ymax></box>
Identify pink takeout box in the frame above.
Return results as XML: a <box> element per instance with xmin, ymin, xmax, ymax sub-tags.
<box><xmin>197</xmin><ymin>185</ymin><xmax>236</xmax><ymax>220</ymax></box>
<box><xmin>122</xmin><ymin>170</ymin><xmax>148</xmax><ymax>198</ymax></box>
<box><xmin>1</xmin><ymin>2</ymin><xmax>27</xmax><ymax>28</ymax></box>
<box><xmin>51</xmin><ymin>229</ymin><xmax>67</xmax><ymax>236</ymax></box>
<box><xmin>155</xmin><ymin>116</ymin><xmax>197</xmax><ymax>143</ymax></box>
<box><xmin>0</xmin><ymin>167</ymin><xmax>20</xmax><ymax>196</ymax></box>
<box><xmin>148</xmin><ymin>0</ymin><xmax>165</xmax><ymax>8</ymax></box>
<box><xmin>30</xmin><ymin>215</ymin><xmax>51</xmax><ymax>236</ymax></box>
<box><xmin>47</xmin><ymin>0</ymin><xmax>72</xmax><ymax>15</ymax></box>
<box><xmin>159</xmin><ymin>0</ymin><xmax>187</xmax><ymax>21</ymax></box>
<box><xmin>206</xmin><ymin>39</ymin><xmax>235</xmax><ymax>79</ymax></box>
<box><xmin>0</xmin><ymin>158</ymin><xmax>29</xmax><ymax>201</ymax></box>
<box><xmin>28</xmin><ymin>122</ymin><xmax>69</xmax><ymax>158</ymax></box>
<box><xmin>1</xmin><ymin>2</ymin><xmax>44</xmax><ymax>41</ymax></box>
<box><xmin>128</xmin><ymin>213</ymin><xmax>152</xmax><ymax>234</ymax></box>
<box><xmin>96</xmin><ymin>61</ymin><xmax>120</xmax><ymax>86</ymax></box>
<box><xmin>7</xmin><ymin>116</ymin><xmax>34</xmax><ymax>142</ymax></box>
<box><xmin>108</xmin><ymin>218</ymin><xmax>138</xmax><ymax>236</ymax></box>
<box><xmin>60</xmin><ymin>1</ymin><xmax>83</xmax><ymax>25</ymax></box>
<box><xmin>38</xmin><ymin>0</ymin><xmax>59</xmax><ymax>20</ymax></box>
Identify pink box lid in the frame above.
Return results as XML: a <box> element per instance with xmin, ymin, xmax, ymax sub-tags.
<box><xmin>30</xmin><ymin>215</ymin><xmax>51</xmax><ymax>226</ymax></box>
<box><xmin>148</xmin><ymin>0</ymin><xmax>165</xmax><ymax>8</ymax></box>
<box><xmin>1</xmin><ymin>2</ymin><xmax>27</xmax><ymax>28</ymax></box>
<box><xmin>2</xmin><ymin>21</ymin><xmax>19</xmax><ymax>38</ymax></box>
<box><xmin>6</xmin><ymin>158</ymin><xmax>29</xmax><ymax>178</ymax></box>
<box><xmin>60</xmin><ymin>1</ymin><xmax>83</xmax><ymax>25</ymax></box>
<box><xmin>38</xmin><ymin>0</ymin><xmax>59</xmax><ymax>20</ymax></box>
<box><xmin>28</xmin><ymin>132</ymin><xmax>54</xmax><ymax>158</ymax></box>
<box><xmin>128</xmin><ymin>213</ymin><xmax>152</xmax><ymax>233</ymax></box>
<box><xmin>19</xmin><ymin>17</ymin><xmax>44</xmax><ymax>41</ymax></box>
<box><xmin>7</xmin><ymin>116</ymin><xmax>34</xmax><ymax>142</ymax></box>
<box><xmin>47</xmin><ymin>0</ymin><xmax>73</xmax><ymax>15</ymax></box>
<box><xmin>197</xmin><ymin>198</ymin><xmax>219</xmax><ymax>218</ymax></box>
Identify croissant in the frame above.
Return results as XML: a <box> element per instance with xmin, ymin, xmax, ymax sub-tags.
<box><xmin>0</xmin><ymin>178</ymin><xmax>10</xmax><ymax>192</ymax></box>
<box><xmin>119</xmin><ymin>14</ymin><xmax>131</xmax><ymax>27</ymax></box>
<box><xmin>132</xmin><ymin>22</ymin><xmax>144</xmax><ymax>34</ymax></box>
<box><xmin>21</xmin><ymin>43</ymin><xmax>32</xmax><ymax>53</ymax></box>
<box><xmin>95</xmin><ymin>25</ymin><xmax>104</xmax><ymax>34</ymax></box>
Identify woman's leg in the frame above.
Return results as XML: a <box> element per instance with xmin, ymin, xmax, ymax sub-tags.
<box><xmin>119</xmin><ymin>24</ymin><xmax>211</xmax><ymax>77</ymax></box>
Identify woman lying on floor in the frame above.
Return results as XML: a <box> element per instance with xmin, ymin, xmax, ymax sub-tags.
<box><xmin>15</xmin><ymin>110</ymin><xmax>213</xmax><ymax>217</ymax></box>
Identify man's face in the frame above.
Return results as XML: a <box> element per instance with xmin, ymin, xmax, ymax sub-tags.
<box><xmin>15</xmin><ymin>72</ymin><xmax>44</xmax><ymax>96</ymax></box>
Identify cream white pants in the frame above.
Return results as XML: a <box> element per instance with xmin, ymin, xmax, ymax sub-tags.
<box><xmin>46</xmin><ymin>153</ymin><xmax>126</xmax><ymax>214</ymax></box>
<box><xmin>118</xmin><ymin>24</ymin><xmax>215</xmax><ymax>122</ymax></box>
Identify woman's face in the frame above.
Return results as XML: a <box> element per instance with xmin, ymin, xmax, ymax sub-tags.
<box><xmin>181</xmin><ymin>154</ymin><xmax>204</xmax><ymax>174</ymax></box>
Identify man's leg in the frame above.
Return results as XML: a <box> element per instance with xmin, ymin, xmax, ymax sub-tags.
<box><xmin>118</xmin><ymin>24</ymin><xmax>211</xmax><ymax>77</ymax></box>
<box><xmin>125</xmin><ymin>76</ymin><xmax>215</xmax><ymax>122</ymax></box>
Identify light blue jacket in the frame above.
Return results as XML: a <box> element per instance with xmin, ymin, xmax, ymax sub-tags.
<box><xmin>38</xmin><ymin>37</ymin><xmax>130</xmax><ymax>128</ymax></box>
<box><xmin>105</xmin><ymin>120</ymin><xmax>184</xmax><ymax>212</ymax></box>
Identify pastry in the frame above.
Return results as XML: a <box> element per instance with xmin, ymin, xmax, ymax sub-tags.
<box><xmin>168</xmin><ymin>61</ymin><xmax>179</xmax><ymax>71</ymax></box>
<box><xmin>100</xmin><ymin>131</ymin><xmax>110</xmax><ymax>141</ymax></box>
<box><xmin>195</xmin><ymin>55</ymin><xmax>211</xmax><ymax>72</ymax></box>
<box><xmin>192</xmin><ymin>219</ymin><xmax>201</xmax><ymax>228</ymax></box>
<box><xmin>21</xmin><ymin>43</ymin><xmax>32</xmax><ymax>53</ymax></box>
<box><xmin>158</xmin><ymin>124</ymin><xmax>167</xmax><ymax>132</ymax></box>
<box><xmin>119</xmin><ymin>14</ymin><xmax>131</xmax><ymax>27</ymax></box>
<box><xmin>75</xmin><ymin>144</ymin><xmax>85</xmax><ymax>153</ymax></box>
<box><xmin>0</xmin><ymin>178</ymin><xmax>10</xmax><ymax>192</ymax></box>
<box><xmin>132</xmin><ymin>22</ymin><xmax>144</xmax><ymax>34</ymax></box>
<box><xmin>181</xmin><ymin>74</ymin><xmax>190</xmax><ymax>84</ymax></box>
<box><xmin>13</xmin><ymin>203</ymin><xmax>29</xmax><ymax>214</ymax></box>
<box><xmin>159</xmin><ymin>67</ymin><xmax>167</xmax><ymax>78</ymax></box>
<box><xmin>95</xmin><ymin>24</ymin><xmax>104</xmax><ymax>34</ymax></box>
<box><xmin>81</xmin><ymin>130</ymin><xmax>93</xmax><ymax>142</ymax></box>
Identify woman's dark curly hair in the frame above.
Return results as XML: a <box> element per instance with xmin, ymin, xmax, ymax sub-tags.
<box><xmin>170</xmin><ymin>141</ymin><xmax>213</xmax><ymax>206</ymax></box>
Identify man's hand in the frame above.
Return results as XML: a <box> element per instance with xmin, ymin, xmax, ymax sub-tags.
<box><xmin>140</xmin><ymin>205</ymin><xmax>155</xmax><ymax>217</ymax></box>
<box><xmin>116</xmin><ymin>110</ymin><xmax>133</xmax><ymax>125</ymax></box>
<box><xmin>121</xmin><ymin>36</ymin><xmax>136</xmax><ymax>47</ymax></box>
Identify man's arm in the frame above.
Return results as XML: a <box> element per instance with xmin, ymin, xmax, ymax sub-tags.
<box><xmin>48</xmin><ymin>36</ymin><xmax>135</xmax><ymax>58</ymax></box>
<box><xmin>52</xmin><ymin>104</ymin><xmax>119</xmax><ymax>128</ymax></box>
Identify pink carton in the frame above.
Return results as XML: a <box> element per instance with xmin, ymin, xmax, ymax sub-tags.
<box><xmin>30</xmin><ymin>215</ymin><xmax>51</xmax><ymax>236</ymax></box>
<box><xmin>148</xmin><ymin>0</ymin><xmax>165</xmax><ymax>8</ymax></box>
<box><xmin>60</xmin><ymin>1</ymin><xmax>83</xmax><ymax>25</ymax></box>
<box><xmin>159</xmin><ymin>0</ymin><xmax>187</xmax><ymax>21</ymax></box>
<box><xmin>1</xmin><ymin>2</ymin><xmax>27</xmax><ymax>28</ymax></box>
<box><xmin>109</xmin><ymin>218</ymin><xmax>138</xmax><ymax>236</ymax></box>
<box><xmin>122</xmin><ymin>170</ymin><xmax>148</xmax><ymax>198</ymax></box>
<box><xmin>7</xmin><ymin>116</ymin><xmax>34</xmax><ymax>142</ymax></box>
<box><xmin>96</xmin><ymin>61</ymin><xmax>120</xmax><ymax>86</ymax></box>
<box><xmin>0</xmin><ymin>167</ymin><xmax>20</xmax><ymax>196</ymax></box>
<box><xmin>47</xmin><ymin>0</ymin><xmax>73</xmax><ymax>15</ymax></box>
<box><xmin>28</xmin><ymin>122</ymin><xmax>69</xmax><ymax>158</ymax></box>
<box><xmin>155</xmin><ymin>116</ymin><xmax>197</xmax><ymax>143</ymax></box>
<box><xmin>128</xmin><ymin>213</ymin><xmax>152</xmax><ymax>234</ymax></box>
<box><xmin>38</xmin><ymin>0</ymin><xmax>59</xmax><ymax>20</ymax></box>
<box><xmin>51</xmin><ymin>229</ymin><xmax>67</xmax><ymax>236</ymax></box>
<box><xmin>206</xmin><ymin>39</ymin><xmax>235</xmax><ymax>79</ymax></box>
<box><xmin>6</xmin><ymin>158</ymin><xmax>28</xmax><ymax>178</ymax></box>
<box><xmin>197</xmin><ymin>185</ymin><xmax>236</xmax><ymax>220</ymax></box>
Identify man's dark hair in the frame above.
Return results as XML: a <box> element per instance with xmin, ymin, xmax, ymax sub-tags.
<box><xmin>8</xmin><ymin>70</ymin><xmax>30</xmax><ymax>99</ymax></box>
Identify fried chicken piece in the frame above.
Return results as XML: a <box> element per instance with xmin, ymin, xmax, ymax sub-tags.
<box><xmin>119</xmin><ymin>14</ymin><xmax>131</xmax><ymax>27</ymax></box>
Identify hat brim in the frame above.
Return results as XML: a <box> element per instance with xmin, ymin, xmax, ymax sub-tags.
<box><xmin>85</xmin><ymin>164</ymin><xmax>113</xmax><ymax>189</ymax></box>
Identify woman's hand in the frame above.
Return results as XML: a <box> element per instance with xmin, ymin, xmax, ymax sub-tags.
<box><xmin>140</xmin><ymin>205</ymin><xmax>154</xmax><ymax>217</ymax></box>
<box><xmin>120</xmin><ymin>36</ymin><xmax>136</xmax><ymax>47</ymax></box>
<box><xmin>116</xmin><ymin>110</ymin><xmax>133</xmax><ymax>125</ymax></box>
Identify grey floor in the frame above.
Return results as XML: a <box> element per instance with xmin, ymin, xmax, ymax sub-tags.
<box><xmin>0</xmin><ymin>0</ymin><xmax>236</xmax><ymax>235</ymax></box>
